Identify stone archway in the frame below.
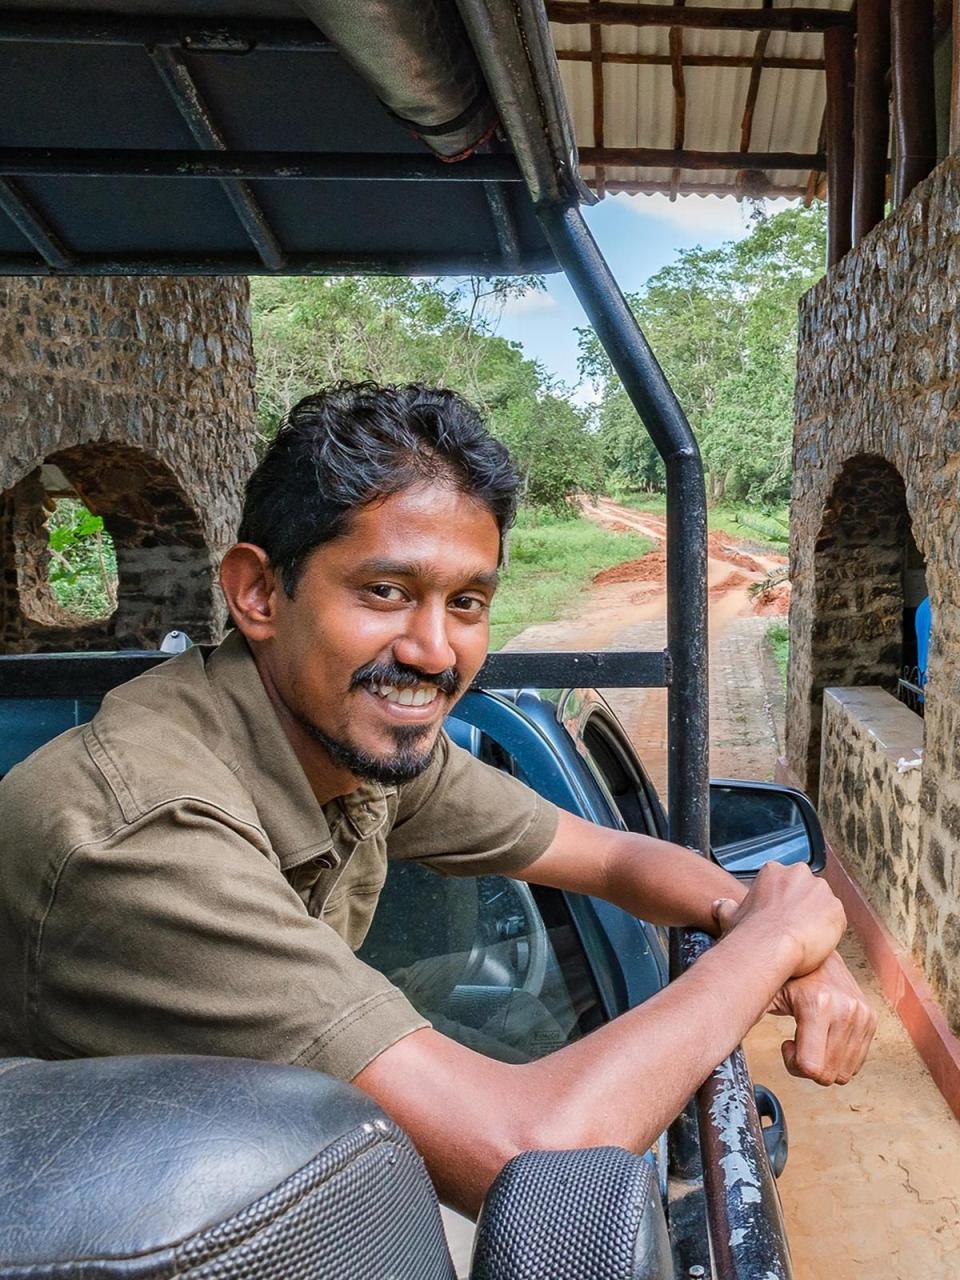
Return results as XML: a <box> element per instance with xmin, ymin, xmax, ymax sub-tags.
<box><xmin>803</xmin><ymin>454</ymin><xmax>915</xmax><ymax>793</ymax></box>
<box><xmin>1</xmin><ymin>443</ymin><xmax>219</xmax><ymax>652</ymax></box>
<box><xmin>0</xmin><ymin>274</ymin><xmax>258</xmax><ymax>653</ymax></box>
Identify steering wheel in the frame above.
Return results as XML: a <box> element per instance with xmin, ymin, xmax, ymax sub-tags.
<box><xmin>462</xmin><ymin>878</ymin><xmax>550</xmax><ymax>997</ymax></box>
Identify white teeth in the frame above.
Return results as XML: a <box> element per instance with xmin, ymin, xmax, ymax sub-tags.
<box><xmin>369</xmin><ymin>682</ymin><xmax>437</xmax><ymax>707</ymax></box>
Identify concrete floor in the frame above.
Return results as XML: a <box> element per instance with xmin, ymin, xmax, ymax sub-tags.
<box><xmin>745</xmin><ymin>934</ymin><xmax>960</xmax><ymax>1279</ymax></box>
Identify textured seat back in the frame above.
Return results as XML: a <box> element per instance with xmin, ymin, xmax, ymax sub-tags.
<box><xmin>471</xmin><ymin>1146</ymin><xmax>674</xmax><ymax>1280</ymax></box>
<box><xmin>0</xmin><ymin>1056</ymin><xmax>455</xmax><ymax>1280</ymax></box>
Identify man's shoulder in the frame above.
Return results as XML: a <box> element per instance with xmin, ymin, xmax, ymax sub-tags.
<box><xmin>87</xmin><ymin>648</ymin><xmax>251</xmax><ymax>822</ymax></box>
<box><xmin>1</xmin><ymin>647</ymin><xmax>258</xmax><ymax>856</ymax></box>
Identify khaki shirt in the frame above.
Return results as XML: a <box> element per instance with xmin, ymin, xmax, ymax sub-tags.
<box><xmin>0</xmin><ymin>631</ymin><xmax>559</xmax><ymax>1081</ymax></box>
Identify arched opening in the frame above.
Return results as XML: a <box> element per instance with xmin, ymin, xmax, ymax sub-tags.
<box><xmin>806</xmin><ymin>454</ymin><xmax>925</xmax><ymax>790</ymax></box>
<box><xmin>2</xmin><ymin>443</ymin><xmax>218</xmax><ymax>653</ymax></box>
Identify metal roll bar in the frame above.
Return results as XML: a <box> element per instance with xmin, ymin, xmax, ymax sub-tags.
<box><xmin>537</xmin><ymin>201</ymin><xmax>792</xmax><ymax>1280</ymax></box>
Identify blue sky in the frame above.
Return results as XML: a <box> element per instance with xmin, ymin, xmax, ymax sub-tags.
<box><xmin>493</xmin><ymin>193</ymin><xmax>774</xmax><ymax>397</ymax></box>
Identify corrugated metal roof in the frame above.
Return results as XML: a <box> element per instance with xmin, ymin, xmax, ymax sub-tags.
<box><xmin>551</xmin><ymin>0</ymin><xmax>854</xmax><ymax>200</ymax></box>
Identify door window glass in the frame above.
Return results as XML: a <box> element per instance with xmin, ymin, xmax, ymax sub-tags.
<box><xmin>581</xmin><ymin>716</ymin><xmax>661</xmax><ymax>835</ymax></box>
<box><xmin>359</xmin><ymin>859</ymin><xmax>604</xmax><ymax>1063</ymax></box>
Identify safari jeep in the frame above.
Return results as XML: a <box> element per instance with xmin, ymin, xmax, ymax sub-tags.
<box><xmin>0</xmin><ymin>3</ymin><xmax>823</xmax><ymax>1277</ymax></box>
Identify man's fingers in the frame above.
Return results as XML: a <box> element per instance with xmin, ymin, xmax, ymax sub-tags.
<box><xmin>784</xmin><ymin>992</ymin><xmax>833</xmax><ymax>1084</ymax></box>
<box><xmin>783</xmin><ymin>989</ymin><xmax>879</xmax><ymax>1086</ymax></box>
<box><xmin>712</xmin><ymin>897</ymin><xmax>740</xmax><ymax>933</ymax></box>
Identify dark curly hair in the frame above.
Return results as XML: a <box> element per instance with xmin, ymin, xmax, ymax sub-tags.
<box><xmin>237</xmin><ymin>382</ymin><xmax>521</xmax><ymax>596</ymax></box>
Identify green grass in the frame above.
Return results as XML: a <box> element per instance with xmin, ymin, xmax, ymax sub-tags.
<box><xmin>766</xmin><ymin>621</ymin><xmax>789</xmax><ymax>687</ymax></box>
<box><xmin>709</xmin><ymin>505</ymin><xmax>789</xmax><ymax>553</ymax></box>
<box><xmin>606</xmin><ymin>491</ymin><xmax>667</xmax><ymax>516</ymax></box>
<box><xmin>490</xmin><ymin>509</ymin><xmax>652</xmax><ymax>651</ymax></box>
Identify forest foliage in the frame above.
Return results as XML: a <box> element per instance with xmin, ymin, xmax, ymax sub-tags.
<box><xmin>250</xmin><ymin>275</ymin><xmax>603</xmax><ymax>515</ymax></box>
<box><xmin>578</xmin><ymin>203</ymin><xmax>826</xmax><ymax>505</ymax></box>
<box><xmin>252</xmin><ymin>202</ymin><xmax>825</xmax><ymax>514</ymax></box>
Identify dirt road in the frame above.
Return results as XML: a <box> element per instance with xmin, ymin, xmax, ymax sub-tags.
<box><xmin>508</xmin><ymin>496</ymin><xmax>790</xmax><ymax>795</ymax></box>
<box><xmin>505</xmin><ymin>500</ymin><xmax>960</xmax><ymax>1279</ymax></box>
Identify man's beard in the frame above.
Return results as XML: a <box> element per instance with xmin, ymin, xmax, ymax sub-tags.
<box><xmin>296</xmin><ymin>656</ymin><xmax>461</xmax><ymax>786</ymax></box>
<box><xmin>300</xmin><ymin>717</ymin><xmax>438</xmax><ymax>785</ymax></box>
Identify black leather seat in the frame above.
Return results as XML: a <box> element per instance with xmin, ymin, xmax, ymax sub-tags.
<box><xmin>0</xmin><ymin>1056</ymin><xmax>674</xmax><ymax>1280</ymax></box>
<box><xmin>0</xmin><ymin>1056</ymin><xmax>455</xmax><ymax>1280</ymax></box>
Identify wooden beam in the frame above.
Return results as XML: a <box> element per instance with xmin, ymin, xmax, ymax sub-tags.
<box><xmin>669</xmin><ymin>2</ymin><xmax>687</xmax><ymax>201</ymax></box>
<box><xmin>579</xmin><ymin>145</ymin><xmax>825</xmax><ymax>170</ymax></box>
<box><xmin>595</xmin><ymin>178</ymin><xmax>810</xmax><ymax>197</ymax></box>
<box><xmin>803</xmin><ymin>105</ymin><xmax>827</xmax><ymax>208</ymax></box>
<box><xmin>589</xmin><ymin>0</ymin><xmax>606</xmax><ymax>196</ymax></box>
<box><xmin>735</xmin><ymin>1</ymin><xmax>773</xmax><ymax>198</ymax></box>
<box><xmin>555</xmin><ymin>49</ymin><xmax>825</xmax><ymax>70</ymax></box>
<box><xmin>891</xmin><ymin>0</ymin><xmax>937</xmax><ymax>205</ymax></box>
<box><xmin>952</xmin><ymin>0</ymin><xmax>960</xmax><ymax>151</ymax></box>
<box><xmin>852</xmin><ymin>0</ymin><xmax>891</xmax><ymax>244</ymax></box>
<box><xmin>825</xmin><ymin>26</ymin><xmax>855</xmax><ymax>263</ymax></box>
<box><xmin>546</xmin><ymin>3</ymin><xmax>855</xmax><ymax>32</ymax></box>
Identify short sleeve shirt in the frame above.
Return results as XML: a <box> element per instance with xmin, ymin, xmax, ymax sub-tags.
<box><xmin>0</xmin><ymin>631</ymin><xmax>560</xmax><ymax>1081</ymax></box>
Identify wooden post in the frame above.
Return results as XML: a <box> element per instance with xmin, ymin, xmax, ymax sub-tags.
<box><xmin>825</xmin><ymin>27</ymin><xmax>855</xmax><ymax>265</ymax></box>
<box><xmin>891</xmin><ymin>0</ymin><xmax>936</xmax><ymax>205</ymax></box>
<box><xmin>950</xmin><ymin>0</ymin><xmax>960</xmax><ymax>152</ymax></box>
<box><xmin>852</xmin><ymin>0</ymin><xmax>891</xmax><ymax>246</ymax></box>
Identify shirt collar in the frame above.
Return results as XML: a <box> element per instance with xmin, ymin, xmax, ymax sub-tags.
<box><xmin>204</xmin><ymin>630</ymin><xmax>343</xmax><ymax>869</ymax></box>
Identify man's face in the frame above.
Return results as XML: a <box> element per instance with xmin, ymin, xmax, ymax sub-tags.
<box><xmin>262</xmin><ymin>481</ymin><xmax>500</xmax><ymax>789</ymax></box>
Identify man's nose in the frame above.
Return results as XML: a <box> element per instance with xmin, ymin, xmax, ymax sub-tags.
<box><xmin>393</xmin><ymin>602</ymin><xmax>457</xmax><ymax>675</ymax></box>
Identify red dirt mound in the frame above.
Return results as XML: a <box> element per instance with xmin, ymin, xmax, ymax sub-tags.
<box><xmin>706</xmin><ymin>532</ymin><xmax>766</xmax><ymax>574</ymax></box>
<box><xmin>752</xmin><ymin>581</ymin><xmax>791</xmax><ymax>616</ymax></box>
<box><xmin>593</xmin><ymin>551</ymin><xmax>666</xmax><ymax>586</ymax></box>
<box><xmin>709</xmin><ymin>570</ymin><xmax>752</xmax><ymax>595</ymax></box>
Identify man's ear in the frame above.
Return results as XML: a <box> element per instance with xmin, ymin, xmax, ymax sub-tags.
<box><xmin>220</xmin><ymin>543</ymin><xmax>282</xmax><ymax>642</ymax></box>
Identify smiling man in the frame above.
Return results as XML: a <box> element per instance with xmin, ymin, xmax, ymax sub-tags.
<box><xmin>0</xmin><ymin>382</ymin><xmax>875</xmax><ymax>1217</ymax></box>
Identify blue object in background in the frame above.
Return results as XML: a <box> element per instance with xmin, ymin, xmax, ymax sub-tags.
<box><xmin>915</xmin><ymin>595</ymin><xmax>932</xmax><ymax>697</ymax></box>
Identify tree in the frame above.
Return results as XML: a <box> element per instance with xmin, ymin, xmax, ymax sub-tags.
<box><xmin>578</xmin><ymin>203</ymin><xmax>827</xmax><ymax>504</ymax></box>
<box><xmin>251</xmin><ymin>275</ymin><xmax>603</xmax><ymax>515</ymax></box>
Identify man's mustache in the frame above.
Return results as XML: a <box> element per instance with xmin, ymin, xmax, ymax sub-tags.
<box><xmin>350</xmin><ymin>658</ymin><xmax>461</xmax><ymax>698</ymax></box>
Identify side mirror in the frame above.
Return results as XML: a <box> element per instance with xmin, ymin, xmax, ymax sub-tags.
<box><xmin>709</xmin><ymin>780</ymin><xmax>826</xmax><ymax>878</ymax></box>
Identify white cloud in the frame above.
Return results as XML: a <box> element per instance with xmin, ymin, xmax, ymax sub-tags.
<box><xmin>610</xmin><ymin>191</ymin><xmax>798</xmax><ymax>242</ymax></box>
<box><xmin>499</xmin><ymin>288</ymin><xmax>560</xmax><ymax>317</ymax></box>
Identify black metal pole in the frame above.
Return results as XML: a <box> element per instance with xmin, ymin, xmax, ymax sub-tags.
<box><xmin>537</xmin><ymin>202</ymin><xmax>792</xmax><ymax>1280</ymax></box>
<box><xmin>0</xmin><ymin>148</ymin><xmax>525</xmax><ymax>183</ymax></box>
<box><xmin>534</xmin><ymin>201</ymin><xmax>709</xmax><ymax>860</ymax></box>
<box><xmin>683</xmin><ymin>931</ymin><xmax>794</xmax><ymax>1279</ymax></box>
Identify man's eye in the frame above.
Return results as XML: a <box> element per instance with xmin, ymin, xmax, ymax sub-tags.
<box><xmin>451</xmin><ymin>595</ymin><xmax>488</xmax><ymax>614</ymax></box>
<box><xmin>368</xmin><ymin>584</ymin><xmax>407</xmax><ymax>602</ymax></box>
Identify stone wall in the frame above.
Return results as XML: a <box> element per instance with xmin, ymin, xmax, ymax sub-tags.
<box><xmin>788</xmin><ymin>154</ymin><xmax>960</xmax><ymax>1032</ymax></box>
<box><xmin>819</xmin><ymin>688</ymin><xmax>923</xmax><ymax>949</ymax></box>
<box><xmin>0</xmin><ymin>276</ymin><xmax>257</xmax><ymax>651</ymax></box>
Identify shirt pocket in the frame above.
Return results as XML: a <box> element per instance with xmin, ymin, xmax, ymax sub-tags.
<box><xmin>319</xmin><ymin>839</ymin><xmax>389</xmax><ymax>950</ymax></box>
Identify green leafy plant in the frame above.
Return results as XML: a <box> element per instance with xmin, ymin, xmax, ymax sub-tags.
<box><xmin>47</xmin><ymin>499</ymin><xmax>118</xmax><ymax>619</ymax></box>
<box><xmin>250</xmin><ymin>275</ymin><xmax>603</xmax><ymax>516</ymax></box>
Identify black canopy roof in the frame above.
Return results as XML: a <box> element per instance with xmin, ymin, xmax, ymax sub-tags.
<box><xmin>0</xmin><ymin>0</ymin><xmax>581</xmax><ymax>276</ymax></box>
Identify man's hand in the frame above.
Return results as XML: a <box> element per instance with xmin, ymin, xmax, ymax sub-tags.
<box><xmin>713</xmin><ymin>861</ymin><xmax>846</xmax><ymax>977</ymax></box>
<box><xmin>714</xmin><ymin>890</ymin><xmax>876</xmax><ymax>1085</ymax></box>
<box><xmin>768</xmin><ymin>951</ymin><xmax>877</xmax><ymax>1085</ymax></box>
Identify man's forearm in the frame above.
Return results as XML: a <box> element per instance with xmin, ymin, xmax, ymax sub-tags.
<box><xmin>601</xmin><ymin>828</ymin><xmax>747</xmax><ymax>931</ymax></box>
<box><xmin>357</xmin><ymin>902</ymin><xmax>818</xmax><ymax>1217</ymax></box>
<box><xmin>518</xmin><ymin>814</ymin><xmax>747</xmax><ymax>933</ymax></box>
